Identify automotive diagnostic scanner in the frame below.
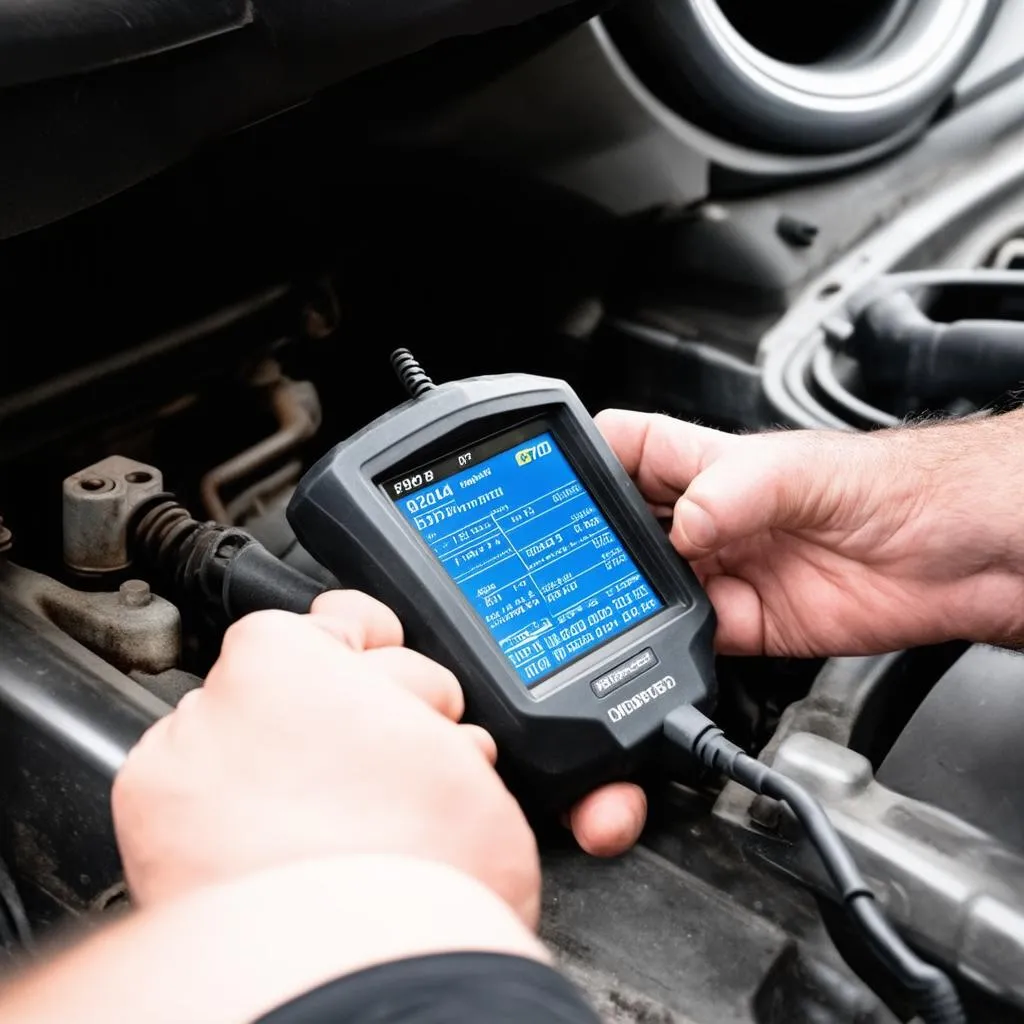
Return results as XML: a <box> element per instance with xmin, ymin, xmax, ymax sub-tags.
<box><xmin>287</xmin><ymin>351</ymin><xmax>716</xmax><ymax>802</ymax></box>
<box><xmin>286</xmin><ymin>352</ymin><xmax>964</xmax><ymax>1022</ymax></box>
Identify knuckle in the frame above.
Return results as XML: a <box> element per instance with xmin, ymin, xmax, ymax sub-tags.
<box><xmin>427</xmin><ymin>671</ymin><xmax>465</xmax><ymax>719</ymax></box>
<box><xmin>377</xmin><ymin>648</ymin><xmax>464</xmax><ymax>708</ymax></box>
<box><xmin>313</xmin><ymin>590</ymin><xmax>402</xmax><ymax>634</ymax></box>
<box><xmin>422</xmin><ymin>658</ymin><xmax>462</xmax><ymax>697</ymax></box>
<box><xmin>222</xmin><ymin>609</ymin><xmax>302</xmax><ymax>654</ymax></box>
<box><xmin>174</xmin><ymin>688</ymin><xmax>204</xmax><ymax>714</ymax></box>
<box><xmin>310</xmin><ymin>590</ymin><xmax>356</xmax><ymax>621</ymax></box>
<box><xmin>315</xmin><ymin>589</ymin><xmax>381</xmax><ymax>616</ymax></box>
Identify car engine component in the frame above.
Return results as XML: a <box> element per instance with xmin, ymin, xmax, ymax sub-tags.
<box><xmin>730</xmin><ymin>729</ymin><xmax>1024</xmax><ymax>1012</ymax></box>
<box><xmin>2</xmin><ymin>565</ymin><xmax>180</xmax><ymax>676</ymax></box>
<box><xmin>604</xmin><ymin>0</ymin><xmax>1000</xmax><ymax>154</ymax></box>
<box><xmin>0</xmin><ymin>588</ymin><xmax>167</xmax><ymax>913</ymax></box>
<box><xmin>63</xmin><ymin>456</ymin><xmax>165</xmax><ymax>575</ymax></box>
<box><xmin>879</xmin><ymin>645</ymin><xmax>1024</xmax><ymax>855</ymax></box>
<box><xmin>836</xmin><ymin>277</ymin><xmax>1024</xmax><ymax>406</ymax></box>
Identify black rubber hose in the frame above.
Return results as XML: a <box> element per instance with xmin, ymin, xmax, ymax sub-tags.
<box><xmin>210</xmin><ymin>537</ymin><xmax>327</xmax><ymax>620</ymax></box>
<box><xmin>130</xmin><ymin>495</ymin><xmax>327</xmax><ymax>622</ymax></box>
<box><xmin>845</xmin><ymin>289</ymin><xmax>1024</xmax><ymax>403</ymax></box>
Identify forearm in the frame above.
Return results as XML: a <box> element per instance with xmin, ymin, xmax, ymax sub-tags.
<box><xmin>887</xmin><ymin>407</ymin><xmax>1024</xmax><ymax>568</ymax></box>
<box><xmin>879</xmin><ymin>407</ymin><xmax>1024</xmax><ymax>644</ymax></box>
<box><xmin>0</xmin><ymin>856</ymin><xmax>547</xmax><ymax>1024</ymax></box>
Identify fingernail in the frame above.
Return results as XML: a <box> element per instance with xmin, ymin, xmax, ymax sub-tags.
<box><xmin>676</xmin><ymin>499</ymin><xmax>717</xmax><ymax>549</ymax></box>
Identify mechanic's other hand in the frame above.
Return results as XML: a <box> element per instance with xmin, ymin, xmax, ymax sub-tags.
<box><xmin>595</xmin><ymin>408</ymin><xmax>1024</xmax><ymax>657</ymax></box>
<box><xmin>568</xmin><ymin>783</ymin><xmax>647</xmax><ymax>857</ymax></box>
<box><xmin>112</xmin><ymin>591</ymin><xmax>540</xmax><ymax>925</ymax></box>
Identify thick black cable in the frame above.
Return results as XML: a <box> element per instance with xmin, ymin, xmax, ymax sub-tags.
<box><xmin>664</xmin><ymin>705</ymin><xmax>965</xmax><ymax>1024</ymax></box>
<box><xmin>848</xmin><ymin>896</ymin><xmax>964</xmax><ymax>1023</ymax></box>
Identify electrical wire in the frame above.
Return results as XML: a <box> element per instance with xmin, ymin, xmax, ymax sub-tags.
<box><xmin>664</xmin><ymin>704</ymin><xmax>965</xmax><ymax>1024</ymax></box>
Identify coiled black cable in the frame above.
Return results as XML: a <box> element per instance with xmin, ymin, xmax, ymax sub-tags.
<box><xmin>390</xmin><ymin>348</ymin><xmax>437</xmax><ymax>399</ymax></box>
<box><xmin>665</xmin><ymin>705</ymin><xmax>964</xmax><ymax>1024</ymax></box>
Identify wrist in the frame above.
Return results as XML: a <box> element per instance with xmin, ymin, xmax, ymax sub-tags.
<box><xmin>2</xmin><ymin>855</ymin><xmax>546</xmax><ymax>1024</ymax></box>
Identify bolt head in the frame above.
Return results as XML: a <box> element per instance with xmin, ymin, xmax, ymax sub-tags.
<box><xmin>120</xmin><ymin>579</ymin><xmax>152</xmax><ymax>608</ymax></box>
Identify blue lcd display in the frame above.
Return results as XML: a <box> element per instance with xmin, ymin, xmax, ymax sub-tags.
<box><xmin>388</xmin><ymin>427</ymin><xmax>664</xmax><ymax>685</ymax></box>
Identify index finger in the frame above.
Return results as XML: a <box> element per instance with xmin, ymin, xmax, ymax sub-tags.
<box><xmin>594</xmin><ymin>410</ymin><xmax>735</xmax><ymax>506</ymax></box>
<box><xmin>309</xmin><ymin>590</ymin><xmax>404</xmax><ymax>651</ymax></box>
<box><xmin>360</xmin><ymin>647</ymin><xmax>465</xmax><ymax>722</ymax></box>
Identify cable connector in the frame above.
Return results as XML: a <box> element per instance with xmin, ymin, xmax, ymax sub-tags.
<box><xmin>663</xmin><ymin>705</ymin><xmax>965</xmax><ymax>1024</ymax></box>
<box><xmin>665</xmin><ymin>705</ymin><xmax>769</xmax><ymax>793</ymax></box>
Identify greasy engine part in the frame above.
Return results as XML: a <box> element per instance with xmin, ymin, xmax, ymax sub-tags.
<box><xmin>765</xmin><ymin>733</ymin><xmax>1024</xmax><ymax>1012</ymax></box>
<box><xmin>0</xmin><ymin>595</ymin><xmax>167</xmax><ymax>912</ymax></box>
<box><xmin>879</xmin><ymin>645</ymin><xmax>1024</xmax><ymax>854</ymax></box>
<box><xmin>540</xmin><ymin>838</ymin><xmax>897</xmax><ymax>1024</ymax></box>
<box><xmin>130</xmin><ymin>495</ymin><xmax>326</xmax><ymax>622</ymax></box>
<box><xmin>0</xmin><ymin>563</ymin><xmax>180</xmax><ymax>675</ymax></box>
<box><xmin>709</xmin><ymin>651</ymin><xmax>1024</xmax><ymax>1015</ymax></box>
<box><xmin>63</xmin><ymin>457</ymin><xmax>164</xmax><ymax>574</ymax></box>
<box><xmin>199</xmin><ymin>361</ymin><xmax>321</xmax><ymax>525</ymax></box>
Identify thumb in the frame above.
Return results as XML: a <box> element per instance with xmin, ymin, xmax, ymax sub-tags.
<box><xmin>670</xmin><ymin>434</ymin><xmax>829</xmax><ymax>558</ymax></box>
<box><xmin>594</xmin><ymin>409</ymin><xmax>736</xmax><ymax>506</ymax></box>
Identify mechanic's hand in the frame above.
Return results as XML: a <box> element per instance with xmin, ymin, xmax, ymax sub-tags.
<box><xmin>573</xmin><ymin>407</ymin><xmax>1024</xmax><ymax>857</ymax></box>
<box><xmin>112</xmin><ymin>591</ymin><xmax>541</xmax><ymax>924</ymax></box>
<box><xmin>595</xmin><ymin>408</ymin><xmax>1024</xmax><ymax>658</ymax></box>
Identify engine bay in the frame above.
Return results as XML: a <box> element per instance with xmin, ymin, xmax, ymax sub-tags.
<box><xmin>3</xmin><ymin>4</ymin><xmax>1024</xmax><ymax>1022</ymax></box>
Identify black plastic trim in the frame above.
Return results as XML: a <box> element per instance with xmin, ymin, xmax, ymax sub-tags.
<box><xmin>0</xmin><ymin>0</ymin><xmax>250</xmax><ymax>89</ymax></box>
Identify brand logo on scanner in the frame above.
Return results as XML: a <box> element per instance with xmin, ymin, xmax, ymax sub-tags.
<box><xmin>607</xmin><ymin>675</ymin><xmax>676</xmax><ymax>723</ymax></box>
<box><xmin>514</xmin><ymin>440</ymin><xmax>553</xmax><ymax>466</ymax></box>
